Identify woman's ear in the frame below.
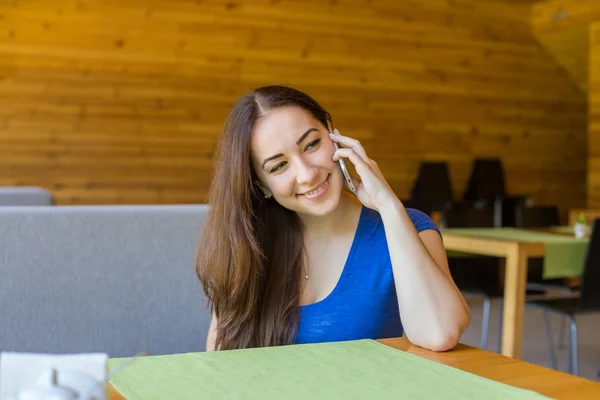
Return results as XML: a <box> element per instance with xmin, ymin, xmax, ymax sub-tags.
<box><xmin>256</xmin><ymin>182</ymin><xmax>272</xmax><ymax>199</ymax></box>
<box><xmin>261</xmin><ymin>187</ymin><xmax>273</xmax><ymax>199</ymax></box>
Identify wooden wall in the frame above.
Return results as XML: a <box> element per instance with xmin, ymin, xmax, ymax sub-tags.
<box><xmin>532</xmin><ymin>0</ymin><xmax>600</xmax><ymax>92</ymax></box>
<box><xmin>0</xmin><ymin>0</ymin><xmax>587</xmax><ymax>211</ymax></box>
<box><xmin>533</xmin><ymin>1</ymin><xmax>600</xmax><ymax>208</ymax></box>
<box><xmin>588</xmin><ymin>22</ymin><xmax>600</xmax><ymax>207</ymax></box>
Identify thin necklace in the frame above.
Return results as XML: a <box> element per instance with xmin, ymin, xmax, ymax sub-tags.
<box><xmin>303</xmin><ymin>257</ymin><xmax>310</xmax><ymax>281</ymax></box>
<box><xmin>304</xmin><ymin>237</ymin><xmax>333</xmax><ymax>281</ymax></box>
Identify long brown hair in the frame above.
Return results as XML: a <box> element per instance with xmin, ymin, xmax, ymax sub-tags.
<box><xmin>196</xmin><ymin>85</ymin><xmax>332</xmax><ymax>350</ymax></box>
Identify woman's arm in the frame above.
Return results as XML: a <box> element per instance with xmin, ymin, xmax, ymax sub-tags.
<box><xmin>329</xmin><ymin>130</ymin><xmax>470</xmax><ymax>352</ymax></box>
<box><xmin>380</xmin><ymin>200</ymin><xmax>470</xmax><ymax>351</ymax></box>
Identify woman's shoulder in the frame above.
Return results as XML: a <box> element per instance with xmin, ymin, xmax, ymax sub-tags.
<box><xmin>361</xmin><ymin>206</ymin><xmax>439</xmax><ymax>234</ymax></box>
<box><xmin>404</xmin><ymin>208</ymin><xmax>440</xmax><ymax>234</ymax></box>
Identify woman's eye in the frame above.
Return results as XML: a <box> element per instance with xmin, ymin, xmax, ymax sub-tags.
<box><xmin>270</xmin><ymin>162</ymin><xmax>286</xmax><ymax>174</ymax></box>
<box><xmin>305</xmin><ymin>139</ymin><xmax>321</xmax><ymax>151</ymax></box>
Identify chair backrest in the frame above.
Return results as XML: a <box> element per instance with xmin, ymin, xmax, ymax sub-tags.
<box><xmin>463</xmin><ymin>158</ymin><xmax>506</xmax><ymax>201</ymax></box>
<box><xmin>515</xmin><ymin>205</ymin><xmax>559</xmax><ymax>228</ymax></box>
<box><xmin>579</xmin><ymin>218</ymin><xmax>600</xmax><ymax>312</ymax></box>
<box><xmin>410</xmin><ymin>161</ymin><xmax>453</xmax><ymax>212</ymax></box>
<box><xmin>0</xmin><ymin>186</ymin><xmax>54</xmax><ymax>206</ymax></box>
<box><xmin>441</xmin><ymin>207</ymin><xmax>495</xmax><ymax>228</ymax></box>
<box><xmin>0</xmin><ymin>205</ymin><xmax>211</xmax><ymax>357</ymax></box>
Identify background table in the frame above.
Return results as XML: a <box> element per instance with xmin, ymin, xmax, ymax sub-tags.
<box><xmin>442</xmin><ymin>228</ymin><xmax>588</xmax><ymax>359</ymax></box>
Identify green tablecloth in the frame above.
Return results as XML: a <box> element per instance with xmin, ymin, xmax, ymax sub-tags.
<box><xmin>443</xmin><ymin>227</ymin><xmax>588</xmax><ymax>279</ymax></box>
<box><xmin>108</xmin><ymin>340</ymin><xmax>549</xmax><ymax>399</ymax></box>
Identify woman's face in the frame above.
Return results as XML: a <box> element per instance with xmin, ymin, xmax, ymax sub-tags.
<box><xmin>250</xmin><ymin>105</ymin><xmax>345</xmax><ymax>217</ymax></box>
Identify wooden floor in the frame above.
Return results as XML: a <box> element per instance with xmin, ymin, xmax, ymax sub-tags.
<box><xmin>461</xmin><ymin>298</ymin><xmax>600</xmax><ymax>382</ymax></box>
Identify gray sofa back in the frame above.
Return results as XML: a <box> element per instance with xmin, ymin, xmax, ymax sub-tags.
<box><xmin>0</xmin><ymin>187</ymin><xmax>54</xmax><ymax>206</ymax></box>
<box><xmin>0</xmin><ymin>205</ymin><xmax>211</xmax><ymax>357</ymax></box>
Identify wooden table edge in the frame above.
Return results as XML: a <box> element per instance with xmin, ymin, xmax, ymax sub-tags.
<box><xmin>380</xmin><ymin>338</ymin><xmax>600</xmax><ymax>399</ymax></box>
<box><xmin>108</xmin><ymin>337</ymin><xmax>600</xmax><ymax>400</ymax></box>
<box><xmin>441</xmin><ymin>232</ymin><xmax>546</xmax><ymax>257</ymax></box>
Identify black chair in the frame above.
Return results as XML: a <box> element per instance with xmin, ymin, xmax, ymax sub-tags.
<box><xmin>407</xmin><ymin>161</ymin><xmax>454</xmax><ymax>214</ymax></box>
<box><xmin>442</xmin><ymin>207</ymin><xmax>495</xmax><ymax>229</ymax></box>
<box><xmin>461</xmin><ymin>158</ymin><xmax>536</xmax><ymax>229</ymax></box>
<box><xmin>526</xmin><ymin>218</ymin><xmax>600</xmax><ymax>376</ymax></box>
<box><xmin>463</xmin><ymin>158</ymin><xmax>505</xmax><ymax>202</ymax></box>
<box><xmin>461</xmin><ymin>158</ymin><xmax>532</xmax><ymax>228</ymax></box>
<box><xmin>498</xmin><ymin>196</ymin><xmax>531</xmax><ymax>227</ymax></box>
<box><xmin>516</xmin><ymin>205</ymin><xmax>560</xmax><ymax>229</ymax></box>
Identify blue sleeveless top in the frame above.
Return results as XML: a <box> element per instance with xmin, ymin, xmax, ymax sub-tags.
<box><xmin>294</xmin><ymin>206</ymin><xmax>440</xmax><ymax>344</ymax></box>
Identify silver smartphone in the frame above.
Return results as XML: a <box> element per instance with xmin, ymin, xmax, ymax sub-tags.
<box><xmin>327</xmin><ymin>120</ymin><xmax>356</xmax><ymax>194</ymax></box>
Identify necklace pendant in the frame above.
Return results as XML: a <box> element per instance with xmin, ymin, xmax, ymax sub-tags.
<box><xmin>305</xmin><ymin>274</ymin><xmax>309</xmax><ymax>280</ymax></box>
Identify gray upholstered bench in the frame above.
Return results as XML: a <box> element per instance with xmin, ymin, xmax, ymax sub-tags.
<box><xmin>0</xmin><ymin>187</ymin><xmax>54</xmax><ymax>206</ymax></box>
<box><xmin>0</xmin><ymin>204</ymin><xmax>211</xmax><ymax>357</ymax></box>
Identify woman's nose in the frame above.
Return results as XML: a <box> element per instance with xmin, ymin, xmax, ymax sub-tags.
<box><xmin>295</xmin><ymin>158</ymin><xmax>319</xmax><ymax>186</ymax></box>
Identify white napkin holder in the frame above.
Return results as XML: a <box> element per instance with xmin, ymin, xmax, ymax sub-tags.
<box><xmin>0</xmin><ymin>352</ymin><xmax>108</xmax><ymax>400</ymax></box>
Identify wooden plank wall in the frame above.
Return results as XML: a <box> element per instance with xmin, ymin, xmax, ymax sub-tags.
<box><xmin>532</xmin><ymin>0</ymin><xmax>600</xmax><ymax>92</ymax></box>
<box><xmin>533</xmin><ymin>1</ymin><xmax>600</xmax><ymax>208</ymax></box>
<box><xmin>0</xmin><ymin>0</ymin><xmax>587</xmax><ymax>210</ymax></box>
<box><xmin>588</xmin><ymin>22</ymin><xmax>600</xmax><ymax>207</ymax></box>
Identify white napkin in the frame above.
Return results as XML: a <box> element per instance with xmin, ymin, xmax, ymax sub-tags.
<box><xmin>0</xmin><ymin>352</ymin><xmax>108</xmax><ymax>400</ymax></box>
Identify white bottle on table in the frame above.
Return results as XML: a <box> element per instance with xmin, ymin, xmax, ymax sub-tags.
<box><xmin>573</xmin><ymin>212</ymin><xmax>588</xmax><ymax>239</ymax></box>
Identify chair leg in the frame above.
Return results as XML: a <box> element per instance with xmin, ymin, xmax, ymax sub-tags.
<box><xmin>497</xmin><ymin>299</ymin><xmax>504</xmax><ymax>353</ymax></box>
<box><xmin>542</xmin><ymin>310</ymin><xmax>558</xmax><ymax>370</ymax></box>
<box><xmin>558</xmin><ymin>316</ymin><xmax>566</xmax><ymax>349</ymax></box>
<box><xmin>481</xmin><ymin>298</ymin><xmax>491</xmax><ymax>350</ymax></box>
<box><xmin>568</xmin><ymin>316</ymin><xmax>579</xmax><ymax>376</ymax></box>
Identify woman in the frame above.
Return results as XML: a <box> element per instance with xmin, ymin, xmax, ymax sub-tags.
<box><xmin>196</xmin><ymin>85</ymin><xmax>470</xmax><ymax>352</ymax></box>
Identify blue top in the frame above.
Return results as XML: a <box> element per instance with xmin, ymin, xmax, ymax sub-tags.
<box><xmin>294</xmin><ymin>206</ymin><xmax>440</xmax><ymax>344</ymax></box>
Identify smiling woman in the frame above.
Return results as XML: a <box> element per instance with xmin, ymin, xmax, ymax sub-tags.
<box><xmin>196</xmin><ymin>85</ymin><xmax>470</xmax><ymax>352</ymax></box>
<box><xmin>251</xmin><ymin>106</ymin><xmax>346</xmax><ymax>217</ymax></box>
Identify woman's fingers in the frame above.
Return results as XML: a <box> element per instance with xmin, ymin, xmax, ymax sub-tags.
<box><xmin>332</xmin><ymin>148</ymin><xmax>379</xmax><ymax>185</ymax></box>
<box><xmin>332</xmin><ymin>147</ymin><xmax>369</xmax><ymax>170</ymax></box>
<box><xmin>329</xmin><ymin>129</ymin><xmax>371</xmax><ymax>165</ymax></box>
